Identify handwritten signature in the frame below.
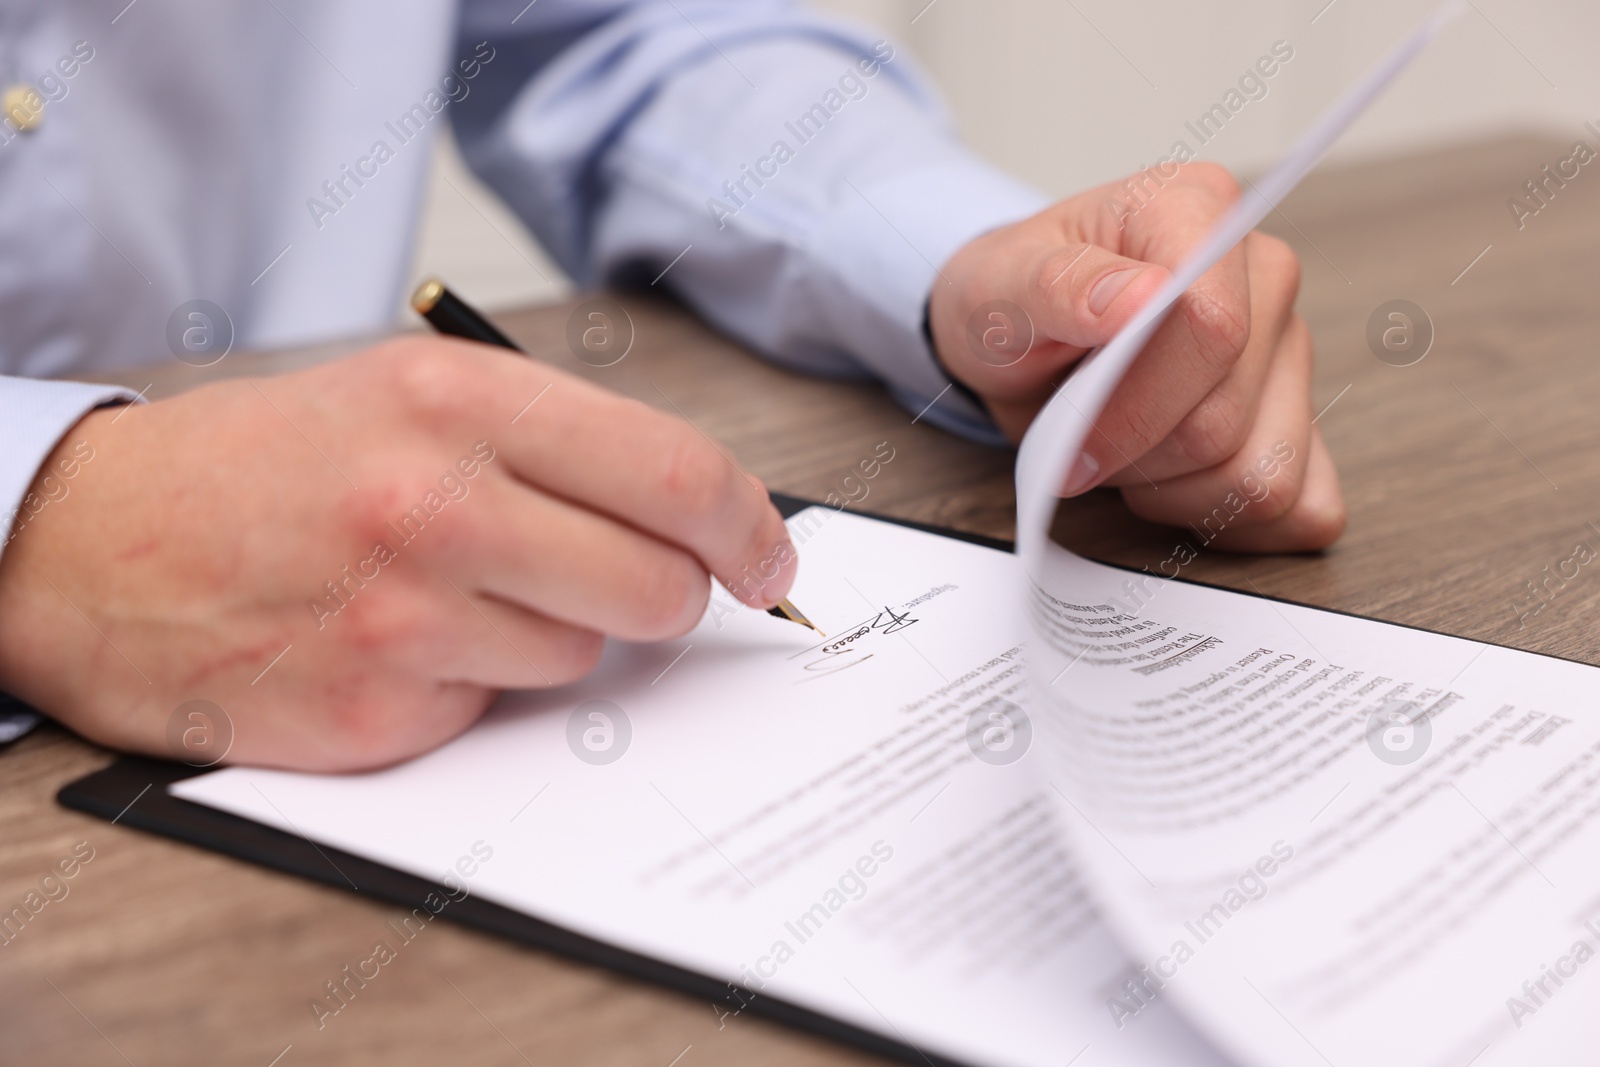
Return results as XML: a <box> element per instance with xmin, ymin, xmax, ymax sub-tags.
<box><xmin>796</xmin><ymin>606</ymin><xmax>918</xmax><ymax>679</ymax></box>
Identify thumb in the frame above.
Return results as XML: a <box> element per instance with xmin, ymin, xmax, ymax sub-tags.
<box><xmin>1031</xmin><ymin>243</ymin><xmax>1170</xmax><ymax>351</ymax></box>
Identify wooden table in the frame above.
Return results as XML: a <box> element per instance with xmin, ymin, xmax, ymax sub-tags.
<box><xmin>5</xmin><ymin>134</ymin><xmax>1599</xmax><ymax>1065</ymax></box>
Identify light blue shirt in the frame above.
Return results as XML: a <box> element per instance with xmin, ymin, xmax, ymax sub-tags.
<box><xmin>0</xmin><ymin>0</ymin><xmax>1048</xmax><ymax>553</ymax></box>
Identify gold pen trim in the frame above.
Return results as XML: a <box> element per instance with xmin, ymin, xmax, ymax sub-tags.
<box><xmin>410</xmin><ymin>277</ymin><xmax>445</xmax><ymax>315</ymax></box>
<box><xmin>768</xmin><ymin>598</ymin><xmax>823</xmax><ymax>637</ymax></box>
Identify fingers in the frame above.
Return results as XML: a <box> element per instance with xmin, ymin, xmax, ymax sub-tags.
<box><xmin>1100</xmin><ymin>232</ymin><xmax>1299</xmax><ymax>487</ymax></box>
<box><xmin>506</xmin><ymin>389</ymin><xmax>793</xmax><ymax>608</ymax></box>
<box><xmin>435</xmin><ymin>588</ymin><xmax>605</xmax><ymax>690</ymax></box>
<box><xmin>1207</xmin><ymin>428</ymin><xmax>1345</xmax><ymax>553</ymax></box>
<box><xmin>929</xmin><ymin>161</ymin><xmax>1258</xmax><ymax>449</ymax></box>
<box><xmin>464</xmin><ymin>478</ymin><xmax>715</xmax><ymax>642</ymax></box>
<box><xmin>1116</xmin><ymin>314</ymin><xmax>1345</xmax><ymax>552</ymax></box>
<box><xmin>1111</xmin><ymin>162</ymin><xmax>1247</xmax><ymax>275</ymax></box>
<box><xmin>1121</xmin><ymin>429</ymin><xmax>1345</xmax><ymax>554</ymax></box>
<box><xmin>960</xmin><ymin>242</ymin><xmax>1171</xmax><ymax>403</ymax></box>
<box><xmin>462</xmin><ymin>354</ymin><xmax>796</xmax><ymax>609</ymax></box>
<box><xmin>1076</xmin><ymin>205</ymin><xmax>1262</xmax><ymax>487</ymax></box>
<box><xmin>928</xmin><ymin>214</ymin><xmax>1172</xmax><ymax>431</ymax></box>
<box><xmin>1031</xmin><ymin>245</ymin><xmax>1165</xmax><ymax>346</ymax></box>
<box><xmin>364</xmin><ymin>339</ymin><xmax>796</xmax><ymax>611</ymax></box>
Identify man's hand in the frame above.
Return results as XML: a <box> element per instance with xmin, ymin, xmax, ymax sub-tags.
<box><xmin>0</xmin><ymin>338</ymin><xmax>795</xmax><ymax>771</ymax></box>
<box><xmin>930</xmin><ymin>162</ymin><xmax>1346</xmax><ymax>552</ymax></box>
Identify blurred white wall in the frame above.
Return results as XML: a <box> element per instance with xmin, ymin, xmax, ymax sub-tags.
<box><xmin>816</xmin><ymin>0</ymin><xmax>1594</xmax><ymax>192</ymax></box>
<box><xmin>406</xmin><ymin>0</ymin><xmax>1597</xmax><ymax>316</ymax></box>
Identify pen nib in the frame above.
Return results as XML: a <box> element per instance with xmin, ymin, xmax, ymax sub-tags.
<box><xmin>768</xmin><ymin>598</ymin><xmax>824</xmax><ymax>637</ymax></box>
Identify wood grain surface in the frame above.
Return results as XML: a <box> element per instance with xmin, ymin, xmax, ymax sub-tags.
<box><xmin>6</xmin><ymin>134</ymin><xmax>1600</xmax><ymax>1065</ymax></box>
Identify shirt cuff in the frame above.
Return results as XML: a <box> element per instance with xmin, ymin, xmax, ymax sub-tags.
<box><xmin>0</xmin><ymin>695</ymin><xmax>42</xmax><ymax>746</ymax></box>
<box><xmin>811</xmin><ymin>156</ymin><xmax>1048</xmax><ymax>445</ymax></box>
<box><xmin>0</xmin><ymin>376</ymin><xmax>139</xmax><ymax>555</ymax></box>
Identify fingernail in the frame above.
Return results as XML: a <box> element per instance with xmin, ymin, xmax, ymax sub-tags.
<box><xmin>1087</xmin><ymin>268</ymin><xmax>1143</xmax><ymax>316</ymax></box>
<box><xmin>1061</xmin><ymin>453</ymin><xmax>1100</xmax><ymax>496</ymax></box>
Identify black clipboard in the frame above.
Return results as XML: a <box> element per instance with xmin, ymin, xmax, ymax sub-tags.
<box><xmin>57</xmin><ymin>494</ymin><xmax>1011</xmax><ymax>1067</ymax></box>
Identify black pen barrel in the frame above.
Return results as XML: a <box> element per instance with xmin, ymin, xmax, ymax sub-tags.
<box><xmin>411</xmin><ymin>278</ymin><xmax>522</xmax><ymax>353</ymax></box>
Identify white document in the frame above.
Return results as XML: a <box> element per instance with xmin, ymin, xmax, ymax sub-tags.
<box><xmin>175</xmin><ymin>4</ymin><xmax>1599</xmax><ymax>1065</ymax></box>
<box><xmin>175</xmin><ymin>510</ymin><xmax>1231</xmax><ymax>1067</ymax></box>
<box><xmin>1027</xmin><ymin>546</ymin><xmax>1600</xmax><ymax>1067</ymax></box>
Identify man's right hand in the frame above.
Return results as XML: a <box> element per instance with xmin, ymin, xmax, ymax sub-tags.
<box><xmin>0</xmin><ymin>338</ymin><xmax>796</xmax><ymax>771</ymax></box>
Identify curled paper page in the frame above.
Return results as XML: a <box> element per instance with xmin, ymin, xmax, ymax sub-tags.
<box><xmin>1023</xmin><ymin>4</ymin><xmax>1600</xmax><ymax>1067</ymax></box>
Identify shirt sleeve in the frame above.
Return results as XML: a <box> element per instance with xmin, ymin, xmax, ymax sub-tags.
<box><xmin>451</xmin><ymin>0</ymin><xmax>1049</xmax><ymax>443</ymax></box>
<box><xmin>0</xmin><ymin>376</ymin><xmax>138</xmax><ymax>555</ymax></box>
<box><xmin>0</xmin><ymin>376</ymin><xmax>137</xmax><ymax>743</ymax></box>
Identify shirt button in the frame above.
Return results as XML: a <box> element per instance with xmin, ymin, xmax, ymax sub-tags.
<box><xmin>2</xmin><ymin>85</ymin><xmax>44</xmax><ymax>132</ymax></box>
